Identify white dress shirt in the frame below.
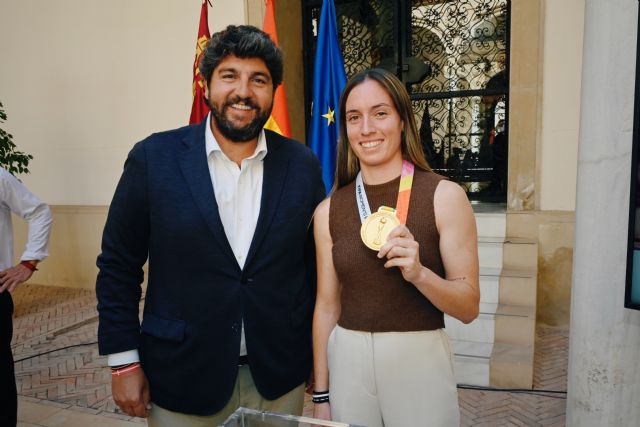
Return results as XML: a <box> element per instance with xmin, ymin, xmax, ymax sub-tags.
<box><xmin>0</xmin><ymin>167</ymin><xmax>52</xmax><ymax>272</ymax></box>
<box><xmin>206</xmin><ymin>114</ymin><xmax>266</xmax><ymax>358</ymax></box>
<box><xmin>205</xmin><ymin>115</ymin><xmax>267</xmax><ymax>271</ymax></box>
<box><xmin>108</xmin><ymin>115</ymin><xmax>267</xmax><ymax>366</ymax></box>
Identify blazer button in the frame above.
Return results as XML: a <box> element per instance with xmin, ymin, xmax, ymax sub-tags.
<box><xmin>231</xmin><ymin>323</ymin><xmax>240</xmax><ymax>332</ymax></box>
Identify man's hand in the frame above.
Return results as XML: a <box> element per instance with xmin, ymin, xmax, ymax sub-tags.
<box><xmin>0</xmin><ymin>263</ymin><xmax>34</xmax><ymax>293</ymax></box>
<box><xmin>306</xmin><ymin>369</ymin><xmax>315</xmax><ymax>394</ymax></box>
<box><xmin>112</xmin><ymin>367</ymin><xmax>151</xmax><ymax>418</ymax></box>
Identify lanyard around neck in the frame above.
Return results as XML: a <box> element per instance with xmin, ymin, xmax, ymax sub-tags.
<box><xmin>355</xmin><ymin>159</ymin><xmax>415</xmax><ymax>224</ymax></box>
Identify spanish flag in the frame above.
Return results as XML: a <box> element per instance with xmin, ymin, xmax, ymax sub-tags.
<box><xmin>189</xmin><ymin>0</ymin><xmax>211</xmax><ymax>125</ymax></box>
<box><xmin>262</xmin><ymin>0</ymin><xmax>292</xmax><ymax>137</ymax></box>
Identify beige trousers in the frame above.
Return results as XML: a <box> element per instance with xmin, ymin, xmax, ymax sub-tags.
<box><xmin>328</xmin><ymin>326</ymin><xmax>460</xmax><ymax>427</ymax></box>
<box><xmin>148</xmin><ymin>365</ymin><xmax>305</xmax><ymax>427</ymax></box>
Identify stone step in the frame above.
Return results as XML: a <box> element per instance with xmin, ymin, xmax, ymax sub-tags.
<box><xmin>445</xmin><ymin>303</ymin><xmax>497</xmax><ymax>343</ymax></box>
<box><xmin>480</xmin><ymin>270</ymin><xmax>500</xmax><ymax>304</ymax></box>
<box><xmin>451</xmin><ymin>339</ymin><xmax>535</xmax><ymax>388</ymax></box>
<box><xmin>490</xmin><ymin>342</ymin><xmax>534</xmax><ymax>388</ymax></box>
<box><xmin>454</xmin><ymin>354</ymin><xmax>491</xmax><ymax>386</ymax></box>
<box><xmin>451</xmin><ymin>340</ymin><xmax>493</xmax><ymax>386</ymax></box>
<box><xmin>479</xmin><ymin>267</ymin><xmax>537</xmax><ymax>306</ymax></box>
<box><xmin>478</xmin><ymin>237</ymin><xmax>504</xmax><ymax>269</ymax></box>
<box><xmin>451</xmin><ymin>340</ymin><xmax>535</xmax><ymax>388</ymax></box>
<box><xmin>477</xmin><ymin>236</ymin><xmax>538</xmax><ymax>271</ymax></box>
<box><xmin>455</xmin><ymin>212</ymin><xmax>537</xmax><ymax>389</ymax></box>
<box><xmin>494</xmin><ymin>304</ymin><xmax>536</xmax><ymax>347</ymax></box>
<box><xmin>445</xmin><ymin>312</ymin><xmax>494</xmax><ymax>344</ymax></box>
<box><xmin>499</xmin><ymin>268</ymin><xmax>537</xmax><ymax>306</ymax></box>
<box><xmin>503</xmin><ymin>237</ymin><xmax>538</xmax><ymax>270</ymax></box>
<box><xmin>445</xmin><ymin>303</ymin><xmax>535</xmax><ymax>347</ymax></box>
<box><xmin>451</xmin><ymin>338</ymin><xmax>494</xmax><ymax>359</ymax></box>
<box><xmin>474</xmin><ymin>211</ymin><xmax>506</xmax><ymax>239</ymax></box>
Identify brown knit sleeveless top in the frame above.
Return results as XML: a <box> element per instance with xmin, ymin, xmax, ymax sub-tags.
<box><xmin>329</xmin><ymin>168</ymin><xmax>446</xmax><ymax>332</ymax></box>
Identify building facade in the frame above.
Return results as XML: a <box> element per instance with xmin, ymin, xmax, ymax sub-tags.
<box><xmin>5</xmin><ymin>0</ymin><xmax>638</xmax><ymax>423</ymax></box>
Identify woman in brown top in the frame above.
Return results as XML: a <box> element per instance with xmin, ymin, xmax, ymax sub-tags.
<box><xmin>312</xmin><ymin>68</ymin><xmax>479</xmax><ymax>427</ymax></box>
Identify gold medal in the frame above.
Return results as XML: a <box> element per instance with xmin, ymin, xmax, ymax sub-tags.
<box><xmin>360</xmin><ymin>207</ymin><xmax>401</xmax><ymax>251</ymax></box>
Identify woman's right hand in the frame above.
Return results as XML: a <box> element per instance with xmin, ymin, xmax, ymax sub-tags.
<box><xmin>313</xmin><ymin>401</ymin><xmax>332</xmax><ymax>421</ymax></box>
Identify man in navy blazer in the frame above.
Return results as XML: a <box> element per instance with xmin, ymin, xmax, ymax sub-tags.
<box><xmin>96</xmin><ymin>25</ymin><xmax>325</xmax><ymax>425</ymax></box>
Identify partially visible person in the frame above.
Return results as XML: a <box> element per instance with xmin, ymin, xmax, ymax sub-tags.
<box><xmin>0</xmin><ymin>167</ymin><xmax>52</xmax><ymax>427</ymax></box>
<box><xmin>312</xmin><ymin>68</ymin><xmax>479</xmax><ymax>427</ymax></box>
<box><xmin>490</xmin><ymin>118</ymin><xmax>508</xmax><ymax>193</ymax></box>
<box><xmin>96</xmin><ymin>25</ymin><xmax>325</xmax><ymax>426</ymax></box>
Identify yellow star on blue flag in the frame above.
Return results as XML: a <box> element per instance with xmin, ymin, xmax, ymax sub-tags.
<box><xmin>322</xmin><ymin>107</ymin><xmax>335</xmax><ymax>126</ymax></box>
<box><xmin>309</xmin><ymin>0</ymin><xmax>347</xmax><ymax>192</ymax></box>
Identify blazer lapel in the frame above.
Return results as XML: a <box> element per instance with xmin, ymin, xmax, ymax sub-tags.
<box><xmin>245</xmin><ymin>132</ymin><xmax>289</xmax><ymax>268</ymax></box>
<box><xmin>178</xmin><ymin>122</ymin><xmax>237</xmax><ymax>266</ymax></box>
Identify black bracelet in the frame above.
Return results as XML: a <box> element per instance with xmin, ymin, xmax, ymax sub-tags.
<box><xmin>312</xmin><ymin>390</ymin><xmax>330</xmax><ymax>404</ymax></box>
<box><xmin>312</xmin><ymin>395</ymin><xmax>330</xmax><ymax>404</ymax></box>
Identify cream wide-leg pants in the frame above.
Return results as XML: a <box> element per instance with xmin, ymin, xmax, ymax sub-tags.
<box><xmin>328</xmin><ymin>325</ymin><xmax>460</xmax><ymax>427</ymax></box>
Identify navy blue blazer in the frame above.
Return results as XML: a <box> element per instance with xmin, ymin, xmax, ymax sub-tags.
<box><xmin>96</xmin><ymin>121</ymin><xmax>325</xmax><ymax>415</ymax></box>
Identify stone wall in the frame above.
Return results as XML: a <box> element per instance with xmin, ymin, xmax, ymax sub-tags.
<box><xmin>508</xmin><ymin>211</ymin><xmax>575</xmax><ymax>326</ymax></box>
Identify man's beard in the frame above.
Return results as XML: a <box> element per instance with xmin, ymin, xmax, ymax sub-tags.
<box><xmin>209</xmin><ymin>96</ymin><xmax>272</xmax><ymax>142</ymax></box>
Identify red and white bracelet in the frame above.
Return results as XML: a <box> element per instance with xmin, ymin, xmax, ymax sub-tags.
<box><xmin>111</xmin><ymin>362</ymin><xmax>141</xmax><ymax>377</ymax></box>
<box><xmin>20</xmin><ymin>261</ymin><xmax>38</xmax><ymax>271</ymax></box>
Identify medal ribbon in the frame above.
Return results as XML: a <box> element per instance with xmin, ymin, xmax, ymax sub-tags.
<box><xmin>355</xmin><ymin>160</ymin><xmax>415</xmax><ymax>224</ymax></box>
<box><xmin>396</xmin><ymin>160</ymin><xmax>414</xmax><ymax>224</ymax></box>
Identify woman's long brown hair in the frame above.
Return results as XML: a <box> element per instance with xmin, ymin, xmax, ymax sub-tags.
<box><xmin>332</xmin><ymin>68</ymin><xmax>431</xmax><ymax>193</ymax></box>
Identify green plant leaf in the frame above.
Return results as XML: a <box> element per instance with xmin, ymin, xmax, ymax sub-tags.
<box><xmin>0</xmin><ymin>100</ymin><xmax>32</xmax><ymax>176</ymax></box>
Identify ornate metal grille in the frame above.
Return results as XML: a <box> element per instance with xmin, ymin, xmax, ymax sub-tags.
<box><xmin>303</xmin><ymin>1</ymin><xmax>396</xmax><ymax>85</ymax></box>
<box><xmin>302</xmin><ymin>0</ymin><xmax>510</xmax><ymax>201</ymax></box>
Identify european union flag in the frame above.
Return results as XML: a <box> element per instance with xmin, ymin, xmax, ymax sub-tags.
<box><xmin>309</xmin><ymin>0</ymin><xmax>347</xmax><ymax>193</ymax></box>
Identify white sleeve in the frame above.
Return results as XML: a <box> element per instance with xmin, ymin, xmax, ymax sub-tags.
<box><xmin>0</xmin><ymin>169</ymin><xmax>52</xmax><ymax>261</ymax></box>
<box><xmin>107</xmin><ymin>349</ymin><xmax>140</xmax><ymax>366</ymax></box>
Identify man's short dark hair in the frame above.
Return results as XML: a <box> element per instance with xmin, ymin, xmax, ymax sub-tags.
<box><xmin>200</xmin><ymin>25</ymin><xmax>284</xmax><ymax>89</ymax></box>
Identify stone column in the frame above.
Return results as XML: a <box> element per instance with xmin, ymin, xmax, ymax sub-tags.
<box><xmin>508</xmin><ymin>0</ymin><xmax>543</xmax><ymax>211</ymax></box>
<box><xmin>567</xmin><ymin>1</ymin><xmax>640</xmax><ymax>425</ymax></box>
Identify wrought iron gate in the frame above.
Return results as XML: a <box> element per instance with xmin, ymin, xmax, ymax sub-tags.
<box><xmin>302</xmin><ymin>0</ymin><xmax>510</xmax><ymax>202</ymax></box>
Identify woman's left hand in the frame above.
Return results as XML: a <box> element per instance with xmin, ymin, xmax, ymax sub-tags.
<box><xmin>377</xmin><ymin>225</ymin><xmax>424</xmax><ymax>283</ymax></box>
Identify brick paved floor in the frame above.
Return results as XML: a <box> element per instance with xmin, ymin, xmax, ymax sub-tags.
<box><xmin>11</xmin><ymin>284</ymin><xmax>568</xmax><ymax>426</ymax></box>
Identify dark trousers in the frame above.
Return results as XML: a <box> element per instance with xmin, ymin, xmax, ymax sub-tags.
<box><xmin>0</xmin><ymin>291</ymin><xmax>17</xmax><ymax>426</ymax></box>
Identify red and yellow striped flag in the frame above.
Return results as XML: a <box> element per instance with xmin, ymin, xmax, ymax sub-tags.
<box><xmin>189</xmin><ymin>0</ymin><xmax>211</xmax><ymax>125</ymax></box>
<box><xmin>262</xmin><ymin>0</ymin><xmax>292</xmax><ymax>137</ymax></box>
